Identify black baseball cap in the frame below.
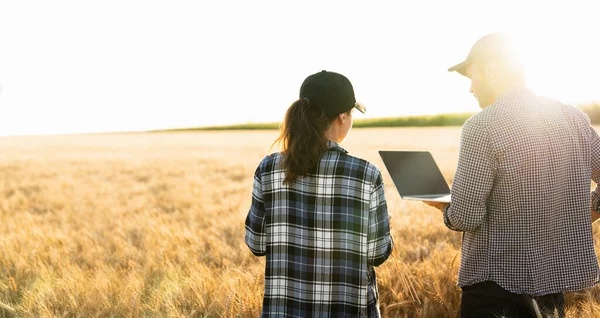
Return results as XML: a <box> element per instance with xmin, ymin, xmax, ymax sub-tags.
<box><xmin>299</xmin><ymin>70</ymin><xmax>366</xmax><ymax>118</ymax></box>
<box><xmin>448</xmin><ymin>33</ymin><xmax>519</xmax><ymax>77</ymax></box>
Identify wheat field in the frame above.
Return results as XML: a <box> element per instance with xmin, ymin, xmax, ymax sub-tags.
<box><xmin>0</xmin><ymin>128</ymin><xmax>599</xmax><ymax>317</ymax></box>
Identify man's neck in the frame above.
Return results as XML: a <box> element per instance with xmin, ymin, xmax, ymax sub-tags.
<box><xmin>492</xmin><ymin>82</ymin><xmax>528</xmax><ymax>103</ymax></box>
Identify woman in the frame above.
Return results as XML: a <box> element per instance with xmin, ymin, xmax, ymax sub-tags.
<box><xmin>245</xmin><ymin>70</ymin><xmax>394</xmax><ymax>317</ymax></box>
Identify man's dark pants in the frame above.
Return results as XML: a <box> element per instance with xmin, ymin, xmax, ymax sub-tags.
<box><xmin>460</xmin><ymin>281</ymin><xmax>565</xmax><ymax>318</ymax></box>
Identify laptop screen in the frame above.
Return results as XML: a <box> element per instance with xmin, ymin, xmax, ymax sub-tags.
<box><xmin>378</xmin><ymin>151</ymin><xmax>450</xmax><ymax>197</ymax></box>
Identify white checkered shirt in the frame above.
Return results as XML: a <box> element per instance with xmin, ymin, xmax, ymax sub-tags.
<box><xmin>444</xmin><ymin>88</ymin><xmax>600</xmax><ymax>296</ymax></box>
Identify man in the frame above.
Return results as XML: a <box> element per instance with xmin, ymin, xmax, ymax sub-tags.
<box><xmin>426</xmin><ymin>33</ymin><xmax>600</xmax><ymax>317</ymax></box>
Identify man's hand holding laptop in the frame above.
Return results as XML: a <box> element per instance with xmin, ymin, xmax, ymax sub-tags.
<box><xmin>423</xmin><ymin>201</ymin><xmax>448</xmax><ymax>211</ymax></box>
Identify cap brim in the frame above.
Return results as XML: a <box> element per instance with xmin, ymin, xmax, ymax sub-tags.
<box><xmin>354</xmin><ymin>102</ymin><xmax>366</xmax><ymax>114</ymax></box>
<box><xmin>448</xmin><ymin>61</ymin><xmax>469</xmax><ymax>77</ymax></box>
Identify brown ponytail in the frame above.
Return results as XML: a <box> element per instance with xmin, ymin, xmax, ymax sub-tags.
<box><xmin>273</xmin><ymin>98</ymin><xmax>336</xmax><ymax>184</ymax></box>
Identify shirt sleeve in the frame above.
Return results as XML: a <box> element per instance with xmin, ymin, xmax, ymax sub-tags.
<box><xmin>244</xmin><ymin>165</ymin><xmax>267</xmax><ymax>256</ymax></box>
<box><xmin>589</xmin><ymin>125</ymin><xmax>600</xmax><ymax>211</ymax></box>
<box><xmin>367</xmin><ymin>170</ymin><xmax>394</xmax><ymax>266</ymax></box>
<box><xmin>444</xmin><ymin>119</ymin><xmax>496</xmax><ymax>232</ymax></box>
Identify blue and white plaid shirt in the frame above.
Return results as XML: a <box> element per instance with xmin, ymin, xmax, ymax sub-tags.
<box><xmin>245</xmin><ymin>140</ymin><xmax>394</xmax><ymax>317</ymax></box>
<box><xmin>444</xmin><ymin>88</ymin><xmax>600</xmax><ymax>296</ymax></box>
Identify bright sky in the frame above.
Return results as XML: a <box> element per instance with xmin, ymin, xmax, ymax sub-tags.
<box><xmin>0</xmin><ymin>1</ymin><xmax>598</xmax><ymax>137</ymax></box>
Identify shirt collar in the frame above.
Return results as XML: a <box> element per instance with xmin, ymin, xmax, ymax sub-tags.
<box><xmin>493</xmin><ymin>86</ymin><xmax>534</xmax><ymax>106</ymax></box>
<box><xmin>327</xmin><ymin>140</ymin><xmax>348</xmax><ymax>153</ymax></box>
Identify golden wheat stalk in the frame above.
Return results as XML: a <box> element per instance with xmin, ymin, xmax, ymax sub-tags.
<box><xmin>0</xmin><ymin>301</ymin><xmax>15</xmax><ymax>312</ymax></box>
<box><xmin>391</xmin><ymin>248</ymin><xmax>422</xmax><ymax>305</ymax></box>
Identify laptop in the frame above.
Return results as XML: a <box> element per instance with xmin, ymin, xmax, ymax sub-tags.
<box><xmin>378</xmin><ymin>151</ymin><xmax>451</xmax><ymax>203</ymax></box>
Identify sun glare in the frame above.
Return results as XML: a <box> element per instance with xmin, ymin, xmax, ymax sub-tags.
<box><xmin>514</xmin><ymin>31</ymin><xmax>598</xmax><ymax>104</ymax></box>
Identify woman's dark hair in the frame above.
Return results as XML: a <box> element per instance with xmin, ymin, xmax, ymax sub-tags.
<box><xmin>273</xmin><ymin>98</ymin><xmax>337</xmax><ymax>184</ymax></box>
